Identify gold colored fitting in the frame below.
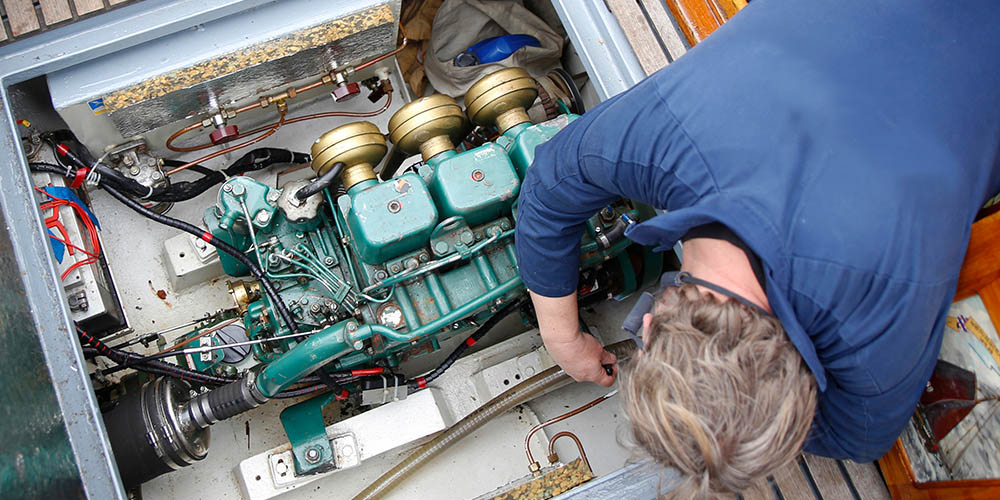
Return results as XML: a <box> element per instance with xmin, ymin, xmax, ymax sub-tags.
<box><xmin>496</xmin><ymin>108</ymin><xmax>531</xmax><ymax>135</ymax></box>
<box><xmin>465</xmin><ymin>67</ymin><xmax>538</xmax><ymax>134</ymax></box>
<box><xmin>387</xmin><ymin>94</ymin><xmax>467</xmax><ymax>161</ymax></box>
<box><xmin>417</xmin><ymin>135</ymin><xmax>455</xmax><ymax>162</ymax></box>
<box><xmin>341</xmin><ymin>163</ymin><xmax>377</xmax><ymax>189</ymax></box>
<box><xmin>228</xmin><ymin>280</ymin><xmax>261</xmax><ymax>315</ymax></box>
<box><xmin>311</xmin><ymin>121</ymin><xmax>387</xmax><ymax>190</ymax></box>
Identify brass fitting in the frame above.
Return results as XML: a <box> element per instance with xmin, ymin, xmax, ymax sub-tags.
<box><xmin>311</xmin><ymin>121</ymin><xmax>388</xmax><ymax>190</ymax></box>
<box><xmin>227</xmin><ymin>280</ymin><xmax>261</xmax><ymax>314</ymax></box>
<box><xmin>387</xmin><ymin>94</ymin><xmax>467</xmax><ymax>161</ymax></box>
<box><xmin>465</xmin><ymin>68</ymin><xmax>538</xmax><ymax>134</ymax></box>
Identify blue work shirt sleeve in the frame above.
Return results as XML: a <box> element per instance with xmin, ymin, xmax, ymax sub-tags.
<box><xmin>514</xmin><ymin>123</ymin><xmax>619</xmax><ymax>297</ymax></box>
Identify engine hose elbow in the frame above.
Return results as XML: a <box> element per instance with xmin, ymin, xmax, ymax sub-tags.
<box><xmin>595</xmin><ymin>214</ymin><xmax>634</xmax><ymax>250</ymax></box>
<box><xmin>295</xmin><ymin>161</ymin><xmax>345</xmax><ymax>202</ymax></box>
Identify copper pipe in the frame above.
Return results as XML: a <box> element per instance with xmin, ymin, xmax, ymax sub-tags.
<box><xmin>165</xmin><ymin>122</ymin><xmax>206</xmax><ymax>153</ymax></box>
<box><xmin>524</xmin><ymin>391</ymin><xmax>615</xmax><ymax>467</ymax></box>
<box><xmin>547</xmin><ymin>431</ymin><xmax>592</xmax><ymax>471</ymax></box>
<box><xmin>353</xmin><ymin>23</ymin><xmax>408</xmax><ymax>72</ymax></box>
<box><xmin>156</xmin><ymin>317</ymin><xmax>242</xmax><ymax>355</ymax></box>
<box><xmin>166</xmin><ymin>109</ymin><xmax>286</xmax><ymax>176</ymax></box>
<box><xmin>232</xmin><ymin>91</ymin><xmax>392</xmax><ymax>140</ymax></box>
<box><xmin>164</xmin><ymin>23</ymin><xmax>405</xmax><ymax>156</ymax></box>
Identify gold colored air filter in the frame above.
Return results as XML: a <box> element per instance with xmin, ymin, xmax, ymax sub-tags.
<box><xmin>388</xmin><ymin>94</ymin><xmax>467</xmax><ymax>161</ymax></box>
<box><xmin>464</xmin><ymin>68</ymin><xmax>538</xmax><ymax>134</ymax></box>
<box><xmin>311</xmin><ymin>121</ymin><xmax>388</xmax><ymax>189</ymax></box>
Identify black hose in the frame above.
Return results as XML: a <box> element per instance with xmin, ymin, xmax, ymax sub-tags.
<box><xmin>295</xmin><ymin>162</ymin><xmax>344</xmax><ymax>202</ymax></box>
<box><xmin>595</xmin><ymin>215</ymin><xmax>632</xmax><ymax>250</ymax></box>
<box><xmin>407</xmin><ymin>299</ymin><xmax>526</xmax><ymax>391</ymax></box>
<box><xmin>99</xmin><ymin>184</ymin><xmax>300</xmax><ymax>335</ymax></box>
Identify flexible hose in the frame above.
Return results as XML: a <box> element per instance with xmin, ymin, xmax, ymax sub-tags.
<box><xmin>295</xmin><ymin>162</ymin><xmax>344</xmax><ymax>201</ymax></box>
<box><xmin>352</xmin><ymin>339</ymin><xmax>635</xmax><ymax>500</ymax></box>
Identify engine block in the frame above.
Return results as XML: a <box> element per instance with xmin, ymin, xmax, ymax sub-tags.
<box><xmin>161</xmin><ymin>68</ymin><xmax>655</xmax><ymax>477</ymax></box>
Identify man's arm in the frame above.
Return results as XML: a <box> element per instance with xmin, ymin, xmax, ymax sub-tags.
<box><xmin>530</xmin><ymin>291</ymin><xmax>617</xmax><ymax>386</ymax></box>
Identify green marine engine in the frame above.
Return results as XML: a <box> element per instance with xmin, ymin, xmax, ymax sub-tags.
<box><xmin>174</xmin><ymin>68</ymin><xmax>661</xmax><ymax>476</ymax></box>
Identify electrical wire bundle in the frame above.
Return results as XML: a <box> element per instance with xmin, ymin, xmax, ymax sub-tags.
<box><xmin>37</xmin><ymin>187</ymin><xmax>102</xmax><ymax>281</ymax></box>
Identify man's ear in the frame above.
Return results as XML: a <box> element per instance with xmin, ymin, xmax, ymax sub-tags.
<box><xmin>641</xmin><ymin>313</ymin><xmax>653</xmax><ymax>346</ymax></box>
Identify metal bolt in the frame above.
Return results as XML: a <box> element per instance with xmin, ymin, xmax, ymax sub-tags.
<box><xmin>404</xmin><ymin>258</ymin><xmax>419</xmax><ymax>270</ymax></box>
<box><xmin>434</xmin><ymin>241</ymin><xmax>449</xmax><ymax>255</ymax></box>
<box><xmin>471</xmin><ymin>169</ymin><xmax>485</xmax><ymax>182</ymax></box>
<box><xmin>323</xmin><ymin>257</ymin><xmax>335</xmax><ymax>266</ymax></box>
<box><xmin>341</xmin><ymin>444</ymin><xmax>355</xmax><ymax>457</ymax></box>
<box><xmin>146</xmin><ymin>156</ymin><xmax>157</xmax><ymax>167</ymax></box>
<box><xmin>387</xmin><ymin>200</ymin><xmax>402</xmax><ymax>213</ymax></box>
<box><xmin>419</xmin><ymin>253</ymin><xmax>429</xmax><ymax>263</ymax></box>
<box><xmin>460</xmin><ymin>230</ymin><xmax>474</xmax><ymax>245</ymax></box>
<box><xmin>353</xmin><ymin>340</ymin><xmax>364</xmax><ymax>350</ymax></box>
<box><xmin>296</xmin><ymin>232</ymin><xmax>306</xmax><ymax>239</ymax></box>
<box><xmin>305</xmin><ymin>448</ymin><xmax>321</xmax><ymax>463</ymax></box>
<box><xmin>232</xmin><ymin>184</ymin><xmax>246</xmax><ymax>196</ymax></box>
<box><xmin>129</xmin><ymin>166</ymin><xmax>140</xmax><ymax>176</ymax></box>
<box><xmin>310</xmin><ymin>303</ymin><xmax>322</xmax><ymax>313</ymax></box>
<box><xmin>223</xmin><ymin>184</ymin><xmax>233</xmax><ymax>193</ymax></box>
<box><xmin>390</xmin><ymin>264</ymin><xmax>401</xmax><ymax>273</ymax></box>
<box><xmin>374</xmin><ymin>270</ymin><xmax>388</xmax><ymax>280</ymax></box>
<box><xmin>275</xmin><ymin>460</ymin><xmax>289</xmax><ymax>475</ymax></box>
<box><xmin>255</xmin><ymin>210</ymin><xmax>270</xmax><ymax>224</ymax></box>
<box><xmin>151</xmin><ymin>171</ymin><xmax>162</xmax><ymax>181</ymax></box>
<box><xmin>299</xmin><ymin>297</ymin><xmax>309</xmax><ymax>305</ymax></box>
<box><xmin>346</xmin><ymin>322</ymin><xmax>358</xmax><ymax>332</ymax></box>
<box><xmin>122</xmin><ymin>155</ymin><xmax>134</xmax><ymax>166</ymax></box>
<box><xmin>500</xmin><ymin>220</ymin><xmax>511</xmax><ymax>230</ymax></box>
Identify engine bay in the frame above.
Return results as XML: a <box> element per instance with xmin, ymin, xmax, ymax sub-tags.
<box><xmin>7</xmin><ymin>1</ymin><xmax>670</xmax><ymax>498</ymax></box>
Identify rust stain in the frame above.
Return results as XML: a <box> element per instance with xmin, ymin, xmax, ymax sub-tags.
<box><xmin>103</xmin><ymin>5</ymin><xmax>396</xmax><ymax>112</ymax></box>
<box><xmin>148</xmin><ymin>280</ymin><xmax>172</xmax><ymax>307</ymax></box>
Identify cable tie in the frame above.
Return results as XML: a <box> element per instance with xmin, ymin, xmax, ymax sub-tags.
<box><xmin>200</xmin><ymin>231</ymin><xmax>214</xmax><ymax>243</ymax></box>
<box><xmin>416</xmin><ymin>376</ymin><xmax>427</xmax><ymax>389</ymax></box>
<box><xmin>465</xmin><ymin>337</ymin><xmax>477</xmax><ymax>347</ymax></box>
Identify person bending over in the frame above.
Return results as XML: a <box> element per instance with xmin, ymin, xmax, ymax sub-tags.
<box><xmin>515</xmin><ymin>1</ymin><xmax>1000</xmax><ymax>497</ymax></box>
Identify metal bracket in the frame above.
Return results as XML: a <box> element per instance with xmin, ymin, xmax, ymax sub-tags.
<box><xmin>278</xmin><ymin>390</ymin><xmax>340</xmax><ymax>475</ymax></box>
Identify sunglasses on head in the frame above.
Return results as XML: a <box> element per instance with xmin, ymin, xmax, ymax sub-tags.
<box><xmin>620</xmin><ymin>271</ymin><xmax>774</xmax><ymax>350</ymax></box>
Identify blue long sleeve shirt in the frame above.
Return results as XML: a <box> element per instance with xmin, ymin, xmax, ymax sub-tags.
<box><xmin>515</xmin><ymin>0</ymin><xmax>1000</xmax><ymax>462</ymax></box>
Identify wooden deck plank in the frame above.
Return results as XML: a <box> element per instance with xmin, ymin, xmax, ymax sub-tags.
<box><xmin>109</xmin><ymin>0</ymin><xmax>131</xmax><ymax>4</ymax></box>
<box><xmin>39</xmin><ymin>0</ymin><xmax>73</xmax><ymax>26</ymax></box>
<box><xmin>605</xmin><ymin>0</ymin><xmax>669</xmax><ymax>75</ymax></box>
<box><xmin>636</xmin><ymin>0</ymin><xmax>687</xmax><ymax>61</ymax></box>
<box><xmin>773</xmin><ymin>457</ymin><xmax>817</xmax><ymax>499</ymax></box>
<box><xmin>72</xmin><ymin>0</ymin><xmax>104</xmax><ymax>16</ymax></box>
<box><xmin>803</xmin><ymin>454</ymin><xmax>855</xmax><ymax>500</ymax></box>
<box><xmin>3</xmin><ymin>0</ymin><xmax>40</xmax><ymax>36</ymax></box>
<box><xmin>843</xmin><ymin>460</ymin><xmax>890</xmax><ymax>500</ymax></box>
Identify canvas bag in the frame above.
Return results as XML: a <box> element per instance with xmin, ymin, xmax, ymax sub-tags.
<box><xmin>424</xmin><ymin>0</ymin><xmax>564</xmax><ymax>98</ymax></box>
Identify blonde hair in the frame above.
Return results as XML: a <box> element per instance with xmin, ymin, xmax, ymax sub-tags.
<box><xmin>621</xmin><ymin>284</ymin><xmax>817</xmax><ymax>499</ymax></box>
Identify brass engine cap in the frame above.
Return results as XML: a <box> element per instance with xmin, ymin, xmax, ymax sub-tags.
<box><xmin>387</xmin><ymin>94</ymin><xmax>467</xmax><ymax>154</ymax></box>
<box><xmin>464</xmin><ymin>67</ymin><xmax>538</xmax><ymax>126</ymax></box>
<box><xmin>311</xmin><ymin>121</ymin><xmax>388</xmax><ymax>175</ymax></box>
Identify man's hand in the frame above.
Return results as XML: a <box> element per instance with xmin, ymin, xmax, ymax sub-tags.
<box><xmin>529</xmin><ymin>291</ymin><xmax>617</xmax><ymax>386</ymax></box>
<box><xmin>547</xmin><ymin>330</ymin><xmax>618</xmax><ymax>386</ymax></box>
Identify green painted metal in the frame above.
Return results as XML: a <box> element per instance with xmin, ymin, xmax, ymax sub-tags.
<box><xmin>279</xmin><ymin>391</ymin><xmax>340</xmax><ymax>474</ymax></box>
<box><xmin>346</xmin><ymin>173</ymin><xmax>439</xmax><ymax>265</ymax></box>
<box><xmin>497</xmin><ymin>113</ymin><xmax>580</xmax><ymax>178</ymax></box>
<box><xmin>205</xmin><ymin>176</ymin><xmax>281</xmax><ymax>277</ymax></box>
<box><xmin>426</xmin><ymin>143</ymin><xmax>520</xmax><ymax>226</ymax></box>
<box><xmin>0</xmin><ymin>210</ymin><xmax>84</xmax><ymax>498</ymax></box>
<box><xmin>256</xmin><ymin>319</ymin><xmax>355</xmax><ymax>397</ymax></box>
